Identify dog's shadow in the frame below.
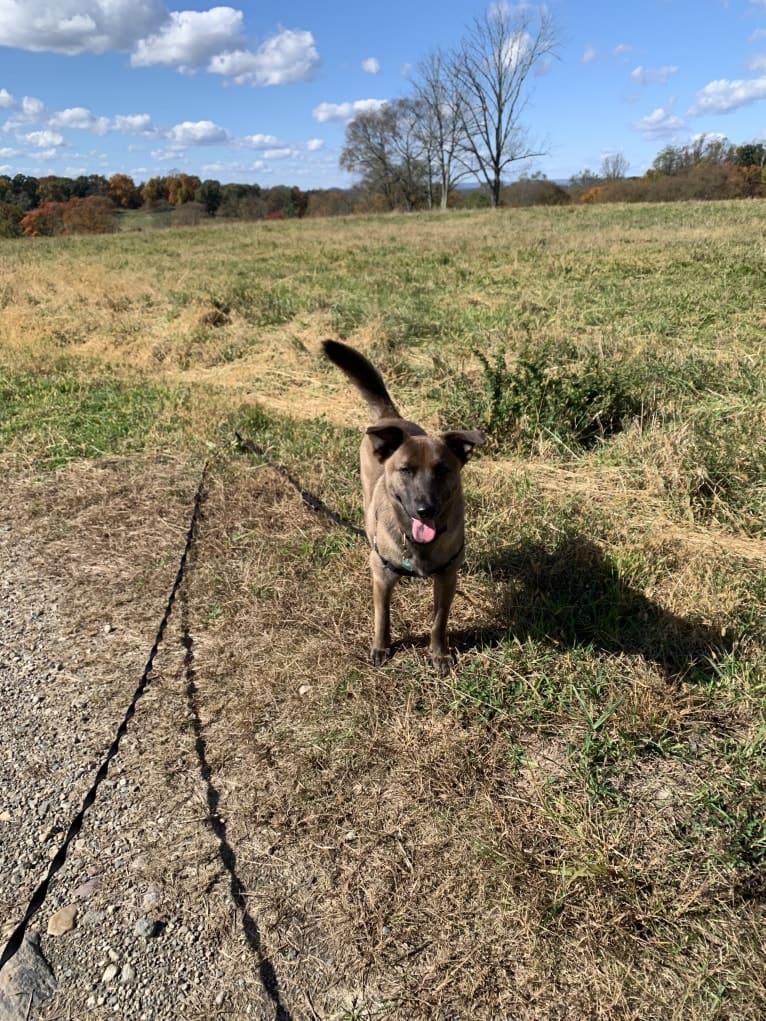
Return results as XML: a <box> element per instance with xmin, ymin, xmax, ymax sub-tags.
<box><xmin>447</xmin><ymin>535</ymin><xmax>732</xmax><ymax>682</ymax></box>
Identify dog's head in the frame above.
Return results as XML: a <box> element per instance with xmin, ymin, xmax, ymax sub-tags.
<box><xmin>367</xmin><ymin>425</ymin><xmax>485</xmax><ymax>544</ymax></box>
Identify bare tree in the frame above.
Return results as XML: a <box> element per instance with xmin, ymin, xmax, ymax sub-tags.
<box><xmin>451</xmin><ymin>4</ymin><xmax>558</xmax><ymax>207</ymax></box>
<box><xmin>600</xmin><ymin>151</ymin><xmax>629</xmax><ymax>180</ymax></box>
<box><xmin>340</xmin><ymin>100</ymin><xmax>429</xmax><ymax>211</ymax></box>
<box><xmin>411</xmin><ymin>49</ymin><xmax>471</xmax><ymax>210</ymax></box>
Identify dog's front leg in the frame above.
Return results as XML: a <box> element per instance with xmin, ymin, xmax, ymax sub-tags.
<box><xmin>370</xmin><ymin>554</ymin><xmax>397</xmax><ymax>666</ymax></box>
<box><xmin>431</xmin><ymin>568</ymin><xmax>458</xmax><ymax>676</ymax></box>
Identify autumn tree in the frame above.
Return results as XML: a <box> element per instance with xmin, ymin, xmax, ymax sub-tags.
<box><xmin>167</xmin><ymin>174</ymin><xmax>201</xmax><ymax>206</ymax></box>
<box><xmin>450</xmin><ymin>4</ymin><xmax>558</xmax><ymax>207</ymax></box>
<box><xmin>21</xmin><ymin>202</ymin><xmax>65</xmax><ymax>236</ymax></box>
<box><xmin>22</xmin><ymin>196</ymin><xmax>115</xmax><ymax>236</ymax></box>
<box><xmin>108</xmin><ymin>174</ymin><xmax>141</xmax><ymax>208</ymax></box>
<box><xmin>141</xmin><ymin>176</ymin><xmax>169</xmax><ymax>207</ymax></box>
<box><xmin>61</xmin><ymin>196</ymin><xmax>116</xmax><ymax>234</ymax></box>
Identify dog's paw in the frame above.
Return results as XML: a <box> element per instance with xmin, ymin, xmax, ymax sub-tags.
<box><xmin>370</xmin><ymin>646</ymin><xmax>390</xmax><ymax>668</ymax></box>
<box><xmin>431</xmin><ymin>652</ymin><xmax>454</xmax><ymax>677</ymax></box>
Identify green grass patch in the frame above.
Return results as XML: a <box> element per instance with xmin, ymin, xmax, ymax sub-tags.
<box><xmin>0</xmin><ymin>370</ymin><xmax>190</xmax><ymax>468</ymax></box>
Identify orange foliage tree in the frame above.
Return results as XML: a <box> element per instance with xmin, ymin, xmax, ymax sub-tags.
<box><xmin>21</xmin><ymin>196</ymin><xmax>115</xmax><ymax>236</ymax></box>
<box><xmin>107</xmin><ymin>173</ymin><xmax>141</xmax><ymax>208</ymax></box>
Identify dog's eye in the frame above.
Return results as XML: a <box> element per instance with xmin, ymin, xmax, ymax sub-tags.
<box><xmin>433</xmin><ymin>462</ymin><xmax>448</xmax><ymax>477</ymax></box>
<box><xmin>398</xmin><ymin>465</ymin><xmax>413</xmax><ymax>476</ymax></box>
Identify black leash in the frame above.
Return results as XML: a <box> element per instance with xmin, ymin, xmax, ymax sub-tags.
<box><xmin>0</xmin><ymin>462</ymin><xmax>208</xmax><ymax>973</ymax></box>
<box><xmin>234</xmin><ymin>433</ymin><xmax>366</xmax><ymax>537</ymax></box>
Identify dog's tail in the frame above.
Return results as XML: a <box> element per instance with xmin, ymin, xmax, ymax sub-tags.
<box><xmin>322</xmin><ymin>340</ymin><xmax>400</xmax><ymax>422</ymax></box>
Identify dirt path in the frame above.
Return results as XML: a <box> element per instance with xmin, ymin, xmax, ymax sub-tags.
<box><xmin>0</xmin><ymin>458</ymin><xmax>304</xmax><ymax>1021</ymax></box>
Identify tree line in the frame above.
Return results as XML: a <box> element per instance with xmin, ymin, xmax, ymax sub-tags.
<box><xmin>1</xmin><ymin>134</ymin><xmax>764</xmax><ymax>238</ymax></box>
<box><xmin>0</xmin><ymin>172</ymin><xmax>320</xmax><ymax>236</ymax></box>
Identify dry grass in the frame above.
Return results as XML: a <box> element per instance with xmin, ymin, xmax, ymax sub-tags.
<box><xmin>2</xmin><ymin>202</ymin><xmax>766</xmax><ymax>1019</ymax></box>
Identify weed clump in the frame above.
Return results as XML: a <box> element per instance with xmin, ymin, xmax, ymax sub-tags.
<box><xmin>444</xmin><ymin>342</ymin><xmax>644</xmax><ymax>453</ymax></box>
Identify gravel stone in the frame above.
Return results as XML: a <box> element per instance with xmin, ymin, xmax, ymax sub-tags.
<box><xmin>47</xmin><ymin>904</ymin><xmax>78</xmax><ymax>936</ymax></box>
<box><xmin>102</xmin><ymin>963</ymin><xmax>119</xmax><ymax>984</ymax></box>
<box><xmin>134</xmin><ymin>918</ymin><xmax>159</xmax><ymax>939</ymax></box>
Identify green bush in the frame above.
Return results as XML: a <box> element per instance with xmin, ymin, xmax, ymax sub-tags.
<box><xmin>444</xmin><ymin>342</ymin><xmax>644</xmax><ymax>452</ymax></box>
<box><xmin>0</xmin><ymin>202</ymin><xmax>22</xmax><ymax>237</ymax></box>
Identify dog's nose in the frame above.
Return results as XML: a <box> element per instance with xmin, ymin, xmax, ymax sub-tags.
<box><xmin>416</xmin><ymin>502</ymin><xmax>436</xmax><ymax>519</ymax></box>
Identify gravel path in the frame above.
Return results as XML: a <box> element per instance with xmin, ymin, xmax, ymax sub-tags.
<box><xmin>0</xmin><ymin>461</ymin><xmax>293</xmax><ymax>1021</ymax></box>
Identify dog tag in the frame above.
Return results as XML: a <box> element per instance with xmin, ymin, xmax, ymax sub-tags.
<box><xmin>401</xmin><ymin>557</ymin><xmax>414</xmax><ymax>574</ymax></box>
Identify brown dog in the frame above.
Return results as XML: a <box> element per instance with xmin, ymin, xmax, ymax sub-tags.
<box><xmin>323</xmin><ymin>340</ymin><xmax>484</xmax><ymax>675</ymax></box>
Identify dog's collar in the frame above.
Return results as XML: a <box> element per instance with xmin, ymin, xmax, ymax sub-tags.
<box><xmin>372</xmin><ymin>535</ymin><xmax>464</xmax><ymax>578</ymax></box>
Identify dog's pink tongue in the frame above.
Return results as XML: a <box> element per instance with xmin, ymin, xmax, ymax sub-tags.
<box><xmin>412</xmin><ymin>518</ymin><xmax>436</xmax><ymax>544</ymax></box>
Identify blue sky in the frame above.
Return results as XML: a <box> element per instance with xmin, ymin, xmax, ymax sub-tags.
<box><xmin>1</xmin><ymin>0</ymin><xmax>765</xmax><ymax>190</ymax></box>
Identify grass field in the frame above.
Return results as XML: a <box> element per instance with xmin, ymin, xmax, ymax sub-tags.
<box><xmin>2</xmin><ymin>201</ymin><xmax>766</xmax><ymax>1019</ymax></box>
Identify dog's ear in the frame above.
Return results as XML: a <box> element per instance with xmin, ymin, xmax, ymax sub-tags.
<box><xmin>366</xmin><ymin>424</ymin><xmax>407</xmax><ymax>462</ymax></box>
<box><xmin>441</xmin><ymin>430</ymin><xmax>486</xmax><ymax>466</ymax></box>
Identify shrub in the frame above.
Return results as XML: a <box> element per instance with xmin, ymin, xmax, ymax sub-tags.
<box><xmin>0</xmin><ymin>202</ymin><xmax>22</xmax><ymax>237</ymax></box>
<box><xmin>502</xmin><ymin>179</ymin><xmax>571</xmax><ymax>207</ymax></box>
<box><xmin>443</xmin><ymin>342</ymin><xmax>645</xmax><ymax>452</ymax></box>
<box><xmin>21</xmin><ymin>201</ymin><xmax>65</xmax><ymax>236</ymax></box>
<box><xmin>21</xmin><ymin>196</ymin><xmax>115</xmax><ymax>236</ymax></box>
<box><xmin>61</xmin><ymin>196</ymin><xmax>116</xmax><ymax>234</ymax></box>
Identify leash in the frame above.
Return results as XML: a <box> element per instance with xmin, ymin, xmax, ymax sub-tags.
<box><xmin>234</xmin><ymin>433</ymin><xmax>366</xmax><ymax>537</ymax></box>
<box><xmin>0</xmin><ymin>462</ymin><xmax>208</xmax><ymax>973</ymax></box>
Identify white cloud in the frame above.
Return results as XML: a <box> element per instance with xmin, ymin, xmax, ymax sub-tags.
<box><xmin>262</xmin><ymin>147</ymin><xmax>295</xmax><ymax>159</ymax></box>
<box><xmin>49</xmin><ymin>106</ymin><xmax>110</xmax><ymax>134</ymax></box>
<box><xmin>167</xmin><ymin>120</ymin><xmax>229</xmax><ymax>145</ymax></box>
<box><xmin>130</xmin><ymin>6</ymin><xmax>244</xmax><ymax>70</ymax></box>
<box><xmin>113</xmin><ymin>113</ymin><xmax>154</xmax><ymax>133</ymax></box>
<box><xmin>312</xmin><ymin>99</ymin><xmax>387</xmax><ymax>124</ymax></box>
<box><xmin>306</xmin><ymin>138</ymin><xmax>323</xmax><ymax>151</ymax></box>
<box><xmin>5</xmin><ymin>95</ymin><xmax>48</xmax><ymax>130</ymax></box>
<box><xmin>582</xmin><ymin>46</ymin><xmax>597</xmax><ymax>64</ymax></box>
<box><xmin>613</xmin><ymin>43</ymin><xmax>631</xmax><ymax>59</ymax></box>
<box><xmin>631</xmin><ymin>65</ymin><xmax>679</xmax><ymax>85</ymax></box>
<box><xmin>361</xmin><ymin>56</ymin><xmax>380</xmax><ymax>75</ymax></box>
<box><xmin>690</xmin><ymin>76</ymin><xmax>766</xmax><ymax>114</ymax></box>
<box><xmin>0</xmin><ymin>0</ymin><xmax>165</xmax><ymax>55</ymax></box>
<box><xmin>0</xmin><ymin>146</ymin><xmax>18</xmax><ymax>156</ymax></box>
<box><xmin>208</xmin><ymin>28</ymin><xmax>318</xmax><ymax>85</ymax></box>
<box><xmin>22</xmin><ymin>129</ymin><xmax>65</xmax><ymax>148</ymax></box>
<box><xmin>632</xmin><ymin>106</ymin><xmax>684</xmax><ymax>139</ymax></box>
<box><xmin>23</xmin><ymin>96</ymin><xmax>45</xmax><ymax>118</ymax></box>
<box><xmin>747</xmin><ymin>55</ymin><xmax>766</xmax><ymax>73</ymax></box>
<box><xmin>150</xmin><ymin>147</ymin><xmax>182</xmax><ymax>161</ymax></box>
<box><xmin>242</xmin><ymin>133</ymin><xmax>280</xmax><ymax>147</ymax></box>
<box><xmin>0</xmin><ymin>88</ymin><xmax>14</xmax><ymax>108</ymax></box>
<box><xmin>0</xmin><ymin>3</ymin><xmax>318</xmax><ymax>91</ymax></box>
